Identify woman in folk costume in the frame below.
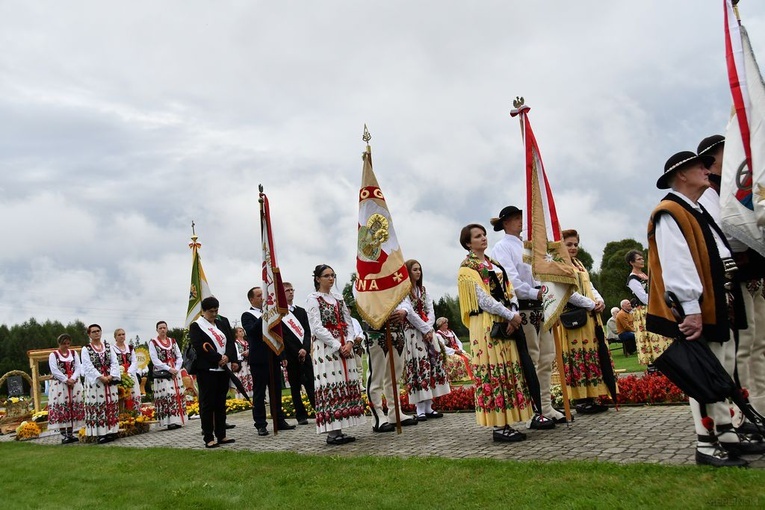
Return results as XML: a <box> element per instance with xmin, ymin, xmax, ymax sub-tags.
<box><xmin>149</xmin><ymin>321</ymin><xmax>187</xmax><ymax>429</ymax></box>
<box><xmin>80</xmin><ymin>324</ymin><xmax>120</xmax><ymax>443</ymax></box>
<box><xmin>434</xmin><ymin>317</ymin><xmax>473</xmax><ymax>383</ymax></box>
<box><xmin>112</xmin><ymin>328</ymin><xmax>142</xmax><ymax>413</ymax></box>
<box><xmin>457</xmin><ymin>224</ymin><xmax>534</xmax><ymax>443</ymax></box>
<box><xmin>306</xmin><ymin>264</ymin><xmax>366</xmax><ymax>445</ymax></box>
<box><xmin>625</xmin><ymin>249</ymin><xmax>672</xmax><ymax>368</ymax></box>
<box><xmin>231</xmin><ymin>326</ymin><xmax>253</xmax><ymax>399</ymax></box>
<box><xmin>47</xmin><ymin>333</ymin><xmax>85</xmax><ymax>444</ymax></box>
<box><xmin>402</xmin><ymin>259</ymin><xmax>450</xmax><ymax>421</ymax></box>
<box><xmin>556</xmin><ymin>229</ymin><xmax>614</xmax><ymax>414</ymax></box>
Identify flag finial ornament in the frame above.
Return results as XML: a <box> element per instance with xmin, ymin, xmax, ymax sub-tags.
<box><xmin>362</xmin><ymin>124</ymin><xmax>372</xmax><ymax>145</ymax></box>
<box><xmin>513</xmin><ymin>96</ymin><xmax>525</xmax><ymax>109</ymax></box>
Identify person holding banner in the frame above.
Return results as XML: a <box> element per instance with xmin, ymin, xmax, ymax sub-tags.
<box><xmin>307</xmin><ymin>264</ymin><xmax>366</xmax><ymax>444</ymax></box>
<box><xmin>282</xmin><ymin>282</ymin><xmax>315</xmax><ymax>425</ymax></box>
<box><xmin>81</xmin><ymin>324</ymin><xmax>120</xmax><ymax>444</ymax></box>
<box><xmin>557</xmin><ymin>229</ymin><xmax>612</xmax><ymax>414</ymax></box>
<box><xmin>457</xmin><ymin>224</ymin><xmax>534</xmax><ymax>443</ymax></box>
<box><xmin>149</xmin><ymin>321</ymin><xmax>187</xmax><ymax>430</ymax></box>
<box><xmin>402</xmin><ymin>259</ymin><xmax>450</xmax><ymax>421</ymax></box>
<box><xmin>242</xmin><ymin>286</ymin><xmax>294</xmax><ymax>436</ymax></box>
<box><xmin>190</xmin><ymin>296</ymin><xmax>239</xmax><ymax>448</ymax></box>
<box><xmin>47</xmin><ymin>333</ymin><xmax>85</xmax><ymax>443</ymax></box>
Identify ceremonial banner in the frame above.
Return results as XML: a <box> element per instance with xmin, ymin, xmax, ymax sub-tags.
<box><xmin>511</xmin><ymin>103</ymin><xmax>576</xmax><ymax>331</ymax></box>
<box><xmin>355</xmin><ymin>138</ymin><xmax>411</xmax><ymax>330</ymax></box>
<box><xmin>721</xmin><ymin>0</ymin><xmax>765</xmax><ymax>256</ymax></box>
<box><xmin>260</xmin><ymin>190</ymin><xmax>288</xmax><ymax>355</ymax></box>
<box><xmin>185</xmin><ymin>233</ymin><xmax>212</xmax><ymax>328</ymax></box>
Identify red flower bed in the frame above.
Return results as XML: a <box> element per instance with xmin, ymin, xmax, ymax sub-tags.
<box><xmin>600</xmin><ymin>373</ymin><xmax>687</xmax><ymax>405</ymax></box>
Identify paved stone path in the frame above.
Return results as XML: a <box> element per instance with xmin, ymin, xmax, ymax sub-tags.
<box><xmin>9</xmin><ymin>405</ymin><xmax>765</xmax><ymax>468</ymax></box>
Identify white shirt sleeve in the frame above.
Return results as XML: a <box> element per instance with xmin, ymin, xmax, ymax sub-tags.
<box><xmin>72</xmin><ymin>351</ymin><xmax>82</xmax><ymax>380</ymax></box>
<box><xmin>401</xmin><ymin>295</ymin><xmax>434</xmax><ymax>335</ymax></box>
<box><xmin>128</xmin><ymin>348</ymin><xmax>138</xmax><ymax>376</ymax></box>
<box><xmin>80</xmin><ymin>347</ymin><xmax>100</xmax><ymax>385</ymax></box>
<box><xmin>567</xmin><ymin>291</ymin><xmax>596</xmax><ymax>310</ymax></box>
<box><xmin>627</xmin><ymin>278</ymin><xmax>648</xmax><ymax>305</ymax></box>
<box><xmin>655</xmin><ymin>213</ymin><xmax>703</xmax><ymax>315</ymax></box>
<box><xmin>306</xmin><ymin>296</ymin><xmax>342</xmax><ymax>353</ymax></box>
<box><xmin>109</xmin><ymin>347</ymin><xmax>121</xmax><ymax>378</ymax></box>
<box><xmin>149</xmin><ymin>341</ymin><xmax>172</xmax><ymax>371</ymax></box>
<box><xmin>476</xmin><ymin>284</ymin><xmax>516</xmax><ymax>321</ymax></box>
<box><xmin>435</xmin><ymin>332</ymin><xmax>456</xmax><ymax>355</ymax></box>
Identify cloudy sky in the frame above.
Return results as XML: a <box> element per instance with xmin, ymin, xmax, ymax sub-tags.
<box><xmin>2</xmin><ymin>1</ymin><xmax>764</xmax><ymax>341</ymax></box>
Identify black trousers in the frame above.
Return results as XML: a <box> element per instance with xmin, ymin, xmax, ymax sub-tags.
<box><xmin>251</xmin><ymin>359</ymin><xmax>286</xmax><ymax>427</ymax></box>
<box><xmin>197</xmin><ymin>370</ymin><xmax>229</xmax><ymax>443</ymax></box>
<box><xmin>285</xmin><ymin>355</ymin><xmax>316</xmax><ymax>420</ymax></box>
<box><xmin>618</xmin><ymin>331</ymin><xmax>637</xmax><ymax>355</ymax></box>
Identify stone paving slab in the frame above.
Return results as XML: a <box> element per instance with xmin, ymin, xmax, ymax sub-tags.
<box><xmin>7</xmin><ymin>405</ymin><xmax>765</xmax><ymax>468</ymax></box>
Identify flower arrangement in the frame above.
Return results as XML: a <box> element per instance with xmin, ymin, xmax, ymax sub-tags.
<box><xmin>31</xmin><ymin>410</ymin><xmax>49</xmax><ymax>423</ymax></box>
<box><xmin>226</xmin><ymin>398</ymin><xmax>252</xmax><ymax>414</ymax></box>
<box><xmin>15</xmin><ymin>421</ymin><xmax>41</xmax><ymax>440</ymax></box>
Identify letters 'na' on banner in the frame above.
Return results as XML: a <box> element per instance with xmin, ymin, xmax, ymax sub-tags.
<box><xmin>511</xmin><ymin>100</ymin><xmax>576</xmax><ymax>331</ymax></box>
<box><xmin>260</xmin><ymin>189</ymin><xmax>288</xmax><ymax>355</ymax></box>
<box><xmin>185</xmin><ymin>227</ymin><xmax>213</xmax><ymax>328</ymax></box>
<box><xmin>355</xmin><ymin>127</ymin><xmax>411</xmax><ymax>330</ymax></box>
<box><xmin>721</xmin><ymin>0</ymin><xmax>765</xmax><ymax>256</ymax></box>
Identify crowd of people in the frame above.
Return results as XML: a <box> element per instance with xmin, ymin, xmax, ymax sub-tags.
<box><xmin>45</xmin><ymin>137</ymin><xmax>765</xmax><ymax>466</ymax></box>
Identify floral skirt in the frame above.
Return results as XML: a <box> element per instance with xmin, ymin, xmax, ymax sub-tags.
<box><xmin>231</xmin><ymin>360</ymin><xmax>254</xmax><ymax>399</ymax></box>
<box><xmin>312</xmin><ymin>341</ymin><xmax>366</xmax><ymax>434</ymax></box>
<box><xmin>84</xmin><ymin>380</ymin><xmax>119</xmax><ymax>437</ymax></box>
<box><xmin>557</xmin><ymin>323</ymin><xmax>612</xmax><ymax>401</ymax></box>
<box><xmin>468</xmin><ymin>315</ymin><xmax>534</xmax><ymax>427</ymax></box>
<box><xmin>404</xmin><ymin>328</ymin><xmax>450</xmax><ymax>403</ymax></box>
<box><xmin>445</xmin><ymin>353</ymin><xmax>473</xmax><ymax>383</ymax></box>
<box><xmin>634</xmin><ymin>305</ymin><xmax>673</xmax><ymax>365</ymax></box>
<box><xmin>153</xmin><ymin>374</ymin><xmax>187</xmax><ymax>427</ymax></box>
<box><xmin>48</xmin><ymin>380</ymin><xmax>85</xmax><ymax>431</ymax></box>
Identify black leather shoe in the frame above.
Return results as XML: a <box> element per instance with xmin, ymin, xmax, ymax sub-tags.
<box><xmin>97</xmin><ymin>436</ymin><xmax>111</xmax><ymax>444</ymax></box>
<box><xmin>736</xmin><ymin>422</ymin><xmax>762</xmax><ymax>436</ymax></box>
<box><xmin>373</xmin><ymin>422</ymin><xmax>396</xmax><ymax>433</ymax></box>
<box><xmin>416</xmin><ymin>414</ymin><xmax>428</xmax><ymax>422</ymax></box>
<box><xmin>528</xmin><ymin>413</ymin><xmax>555</xmax><ymax>430</ymax></box>
<box><xmin>575</xmin><ymin>402</ymin><xmax>608</xmax><ymax>414</ymax></box>
<box><xmin>225</xmin><ymin>424</ymin><xmax>236</xmax><ymax>430</ymax></box>
<box><xmin>277</xmin><ymin>422</ymin><xmax>296</xmax><ymax>430</ymax></box>
<box><xmin>493</xmin><ymin>426</ymin><xmax>527</xmax><ymax>443</ymax></box>
<box><xmin>695</xmin><ymin>448</ymin><xmax>748</xmax><ymax>467</ymax></box>
<box><xmin>64</xmin><ymin>435</ymin><xmax>79</xmax><ymax>444</ymax></box>
<box><xmin>425</xmin><ymin>411</ymin><xmax>444</xmax><ymax>419</ymax></box>
<box><xmin>400</xmin><ymin>418</ymin><xmax>418</xmax><ymax>426</ymax></box>
<box><xmin>256</xmin><ymin>427</ymin><xmax>269</xmax><ymax>436</ymax></box>
<box><xmin>720</xmin><ymin>439</ymin><xmax>765</xmax><ymax>456</ymax></box>
<box><xmin>297</xmin><ymin>418</ymin><xmax>309</xmax><ymax>425</ymax></box>
<box><xmin>167</xmin><ymin>424</ymin><xmax>182</xmax><ymax>430</ymax></box>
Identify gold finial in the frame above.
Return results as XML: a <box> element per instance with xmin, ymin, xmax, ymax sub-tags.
<box><xmin>191</xmin><ymin>220</ymin><xmax>196</xmax><ymax>236</ymax></box>
<box><xmin>258</xmin><ymin>184</ymin><xmax>264</xmax><ymax>204</ymax></box>
<box><xmin>513</xmin><ymin>96</ymin><xmax>525</xmax><ymax>109</ymax></box>
<box><xmin>362</xmin><ymin>124</ymin><xmax>371</xmax><ymax>144</ymax></box>
<box><xmin>189</xmin><ymin>220</ymin><xmax>200</xmax><ymax>248</ymax></box>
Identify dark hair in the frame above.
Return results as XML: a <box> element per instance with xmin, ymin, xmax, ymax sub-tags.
<box><xmin>247</xmin><ymin>287</ymin><xmax>261</xmax><ymax>301</ymax></box>
<box><xmin>312</xmin><ymin>264</ymin><xmax>333</xmax><ymax>291</ymax></box>
<box><xmin>201</xmin><ymin>296</ymin><xmax>220</xmax><ymax>311</ymax></box>
<box><xmin>625</xmin><ymin>249</ymin><xmax>643</xmax><ymax>266</ymax></box>
<box><xmin>155</xmin><ymin>321</ymin><xmax>167</xmax><ymax>330</ymax></box>
<box><xmin>87</xmin><ymin>324</ymin><xmax>101</xmax><ymax>334</ymax></box>
<box><xmin>405</xmin><ymin>259</ymin><xmax>423</xmax><ymax>292</ymax></box>
<box><xmin>561</xmin><ymin>229</ymin><xmax>579</xmax><ymax>241</ymax></box>
<box><xmin>57</xmin><ymin>333</ymin><xmax>72</xmax><ymax>345</ymax></box>
<box><xmin>459</xmin><ymin>224</ymin><xmax>486</xmax><ymax>250</ymax></box>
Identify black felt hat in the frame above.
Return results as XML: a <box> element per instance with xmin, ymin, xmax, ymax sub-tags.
<box><xmin>697</xmin><ymin>134</ymin><xmax>725</xmax><ymax>156</ymax></box>
<box><xmin>656</xmin><ymin>151</ymin><xmax>715</xmax><ymax>190</ymax></box>
<box><xmin>490</xmin><ymin>205</ymin><xmax>522</xmax><ymax>231</ymax></box>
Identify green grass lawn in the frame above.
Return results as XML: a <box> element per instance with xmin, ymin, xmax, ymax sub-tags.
<box><xmin>2</xmin><ymin>443</ymin><xmax>763</xmax><ymax>509</ymax></box>
<box><xmin>609</xmin><ymin>343</ymin><xmax>646</xmax><ymax>374</ymax></box>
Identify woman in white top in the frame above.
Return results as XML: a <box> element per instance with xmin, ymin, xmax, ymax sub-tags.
<box><xmin>112</xmin><ymin>328</ymin><xmax>142</xmax><ymax>413</ymax></box>
<box><xmin>434</xmin><ymin>317</ymin><xmax>473</xmax><ymax>383</ymax></box>
<box><xmin>306</xmin><ymin>264</ymin><xmax>366</xmax><ymax>445</ymax></box>
<box><xmin>80</xmin><ymin>324</ymin><xmax>121</xmax><ymax>443</ymax></box>
<box><xmin>47</xmin><ymin>333</ymin><xmax>85</xmax><ymax>443</ymax></box>
<box><xmin>149</xmin><ymin>321</ymin><xmax>187</xmax><ymax>429</ymax></box>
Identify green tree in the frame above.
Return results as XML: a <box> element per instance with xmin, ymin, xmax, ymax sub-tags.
<box><xmin>342</xmin><ymin>272</ymin><xmax>362</xmax><ymax>323</ymax></box>
<box><xmin>597</xmin><ymin>238</ymin><xmax>646</xmax><ymax>316</ymax></box>
<box><xmin>433</xmin><ymin>294</ymin><xmax>468</xmax><ymax>337</ymax></box>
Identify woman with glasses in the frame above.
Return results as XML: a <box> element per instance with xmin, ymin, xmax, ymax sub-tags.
<box><xmin>306</xmin><ymin>264</ymin><xmax>366</xmax><ymax>445</ymax></box>
<box><xmin>81</xmin><ymin>324</ymin><xmax>121</xmax><ymax>444</ymax></box>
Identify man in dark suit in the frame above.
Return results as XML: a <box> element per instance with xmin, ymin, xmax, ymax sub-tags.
<box><xmin>241</xmin><ymin>286</ymin><xmax>295</xmax><ymax>436</ymax></box>
<box><xmin>281</xmin><ymin>282</ymin><xmax>315</xmax><ymax>425</ymax></box>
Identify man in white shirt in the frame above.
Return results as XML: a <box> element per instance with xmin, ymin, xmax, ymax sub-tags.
<box><xmin>647</xmin><ymin>150</ymin><xmax>760</xmax><ymax>467</ymax></box>
<box><xmin>490</xmin><ymin>205</ymin><xmax>560</xmax><ymax>429</ymax></box>
<box><xmin>698</xmin><ymin>135</ymin><xmax>765</xmax><ymax>430</ymax></box>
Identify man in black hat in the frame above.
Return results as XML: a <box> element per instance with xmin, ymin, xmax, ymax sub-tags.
<box><xmin>647</xmin><ymin>150</ymin><xmax>756</xmax><ymax>467</ymax></box>
<box><xmin>490</xmin><ymin>206</ymin><xmax>560</xmax><ymax>429</ymax></box>
<box><xmin>697</xmin><ymin>135</ymin><xmax>765</xmax><ymax>432</ymax></box>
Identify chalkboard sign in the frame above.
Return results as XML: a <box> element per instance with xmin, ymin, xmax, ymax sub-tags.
<box><xmin>7</xmin><ymin>375</ymin><xmax>23</xmax><ymax>397</ymax></box>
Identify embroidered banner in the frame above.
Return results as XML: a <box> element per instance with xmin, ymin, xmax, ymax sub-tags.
<box><xmin>185</xmin><ymin>233</ymin><xmax>213</xmax><ymax>328</ymax></box>
<box><xmin>260</xmin><ymin>190</ymin><xmax>288</xmax><ymax>355</ymax></box>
